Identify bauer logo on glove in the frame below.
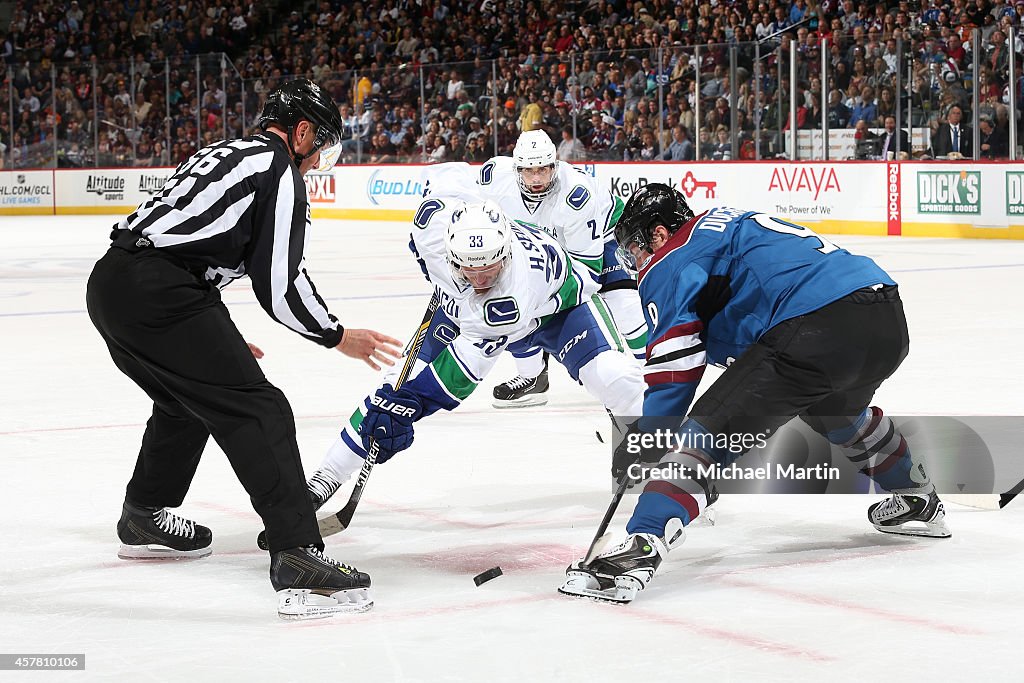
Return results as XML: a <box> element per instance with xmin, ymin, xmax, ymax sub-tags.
<box><xmin>359</xmin><ymin>384</ymin><xmax>423</xmax><ymax>462</ymax></box>
<box><xmin>369</xmin><ymin>394</ymin><xmax>419</xmax><ymax>418</ymax></box>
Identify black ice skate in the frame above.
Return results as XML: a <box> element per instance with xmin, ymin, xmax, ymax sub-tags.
<box><xmin>491</xmin><ymin>364</ymin><xmax>550</xmax><ymax>408</ymax></box>
<box><xmin>271</xmin><ymin>545</ymin><xmax>373</xmax><ymax>619</ymax></box>
<box><xmin>559</xmin><ymin>526</ymin><xmax>681</xmax><ymax>604</ymax></box>
<box><xmin>257</xmin><ymin>468</ymin><xmax>343</xmax><ymax>550</ymax></box>
<box><xmin>868</xmin><ymin>487</ymin><xmax>951</xmax><ymax>538</ymax></box>
<box><xmin>117</xmin><ymin>500</ymin><xmax>212</xmax><ymax>560</ymax></box>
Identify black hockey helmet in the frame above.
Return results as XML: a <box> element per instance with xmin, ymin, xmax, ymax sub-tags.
<box><xmin>256</xmin><ymin>79</ymin><xmax>344</xmax><ymax>156</ymax></box>
<box><xmin>615</xmin><ymin>183</ymin><xmax>694</xmax><ymax>268</ymax></box>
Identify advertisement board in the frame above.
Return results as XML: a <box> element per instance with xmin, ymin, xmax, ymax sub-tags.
<box><xmin>55</xmin><ymin>168</ymin><xmax>175</xmax><ymax>215</ymax></box>
<box><xmin>590</xmin><ymin>162</ymin><xmax>886</xmax><ymax>235</ymax></box>
<box><xmin>1</xmin><ymin>163</ymin><xmax>1020</xmax><ymax>240</ymax></box>
<box><xmin>0</xmin><ymin>171</ymin><xmax>54</xmax><ymax>214</ymax></box>
<box><xmin>900</xmin><ymin>163</ymin><xmax>1024</xmax><ymax>237</ymax></box>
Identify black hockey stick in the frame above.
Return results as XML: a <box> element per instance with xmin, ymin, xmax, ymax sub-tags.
<box><xmin>999</xmin><ymin>475</ymin><xmax>1024</xmax><ymax>508</ymax></box>
<box><xmin>582</xmin><ymin>476</ymin><xmax>632</xmax><ymax>564</ymax></box>
<box><xmin>318</xmin><ymin>289</ymin><xmax>442</xmax><ymax>537</ymax></box>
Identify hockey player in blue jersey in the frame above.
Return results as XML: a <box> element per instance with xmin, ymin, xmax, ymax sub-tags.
<box><xmin>560</xmin><ymin>183</ymin><xmax>951</xmax><ymax>605</ymax></box>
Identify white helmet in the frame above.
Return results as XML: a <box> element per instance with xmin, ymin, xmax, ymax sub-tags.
<box><xmin>445</xmin><ymin>200</ymin><xmax>513</xmax><ymax>291</ymax></box>
<box><xmin>513</xmin><ymin>130</ymin><xmax>559</xmax><ymax>200</ymax></box>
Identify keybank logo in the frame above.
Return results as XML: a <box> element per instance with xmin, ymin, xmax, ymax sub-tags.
<box><xmin>1006</xmin><ymin>172</ymin><xmax>1024</xmax><ymax>216</ymax></box>
<box><xmin>366</xmin><ymin>169</ymin><xmax>422</xmax><ymax>206</ymax></box>
<box><xmin>917</xmin><ymin>170</ymin><xmax>980</xmax><ymax>214</ymax></box>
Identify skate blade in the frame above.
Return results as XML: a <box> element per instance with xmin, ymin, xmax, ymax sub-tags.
<box><xmin>873</xmin><ymin>519</ymin><xmax>952</xmax><ymax>539</ymax></box>
<box><xmin>117</xmin><ymin>544</ymin><xmax>212</xmax><ymax>560</ymax></box>
<box><xmin>557</xmin><ymin>584</ymin><xmax>635</xmax><ymax>604</ymax></box>
<box><xmin>277</xmin><ymin>588</ymin><xmax>373</xmax><ymax>620</ymax></box>
<box><xmin>491</xmin><ymin>395</ymin><xmax>548</xmax><ymax>409</ymax></box>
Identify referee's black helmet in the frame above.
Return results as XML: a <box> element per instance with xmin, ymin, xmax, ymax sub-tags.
<box><xmin>257</xmin><ymin>79</ymin><xmax>344</xmax><ymax>151</ymax></box>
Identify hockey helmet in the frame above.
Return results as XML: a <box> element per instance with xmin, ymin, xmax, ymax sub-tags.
<box><xmin>513</xmin><ymin>130</ymin><xmax>559</xmax><ymax>200</ymax></box>
<box><xmin>445</xmin><ymin>201</ymin><xmax>514</xmax><ymax>291</ymax></box>
<box><xmin>257</xmin><ymin>79</ymin><xmax>344</xmax><ymax>168</ymax></box>
<box><xmin>615</xmin><ymin>183</ymin><xmax>694</xmax><ymax>270</ymax></box>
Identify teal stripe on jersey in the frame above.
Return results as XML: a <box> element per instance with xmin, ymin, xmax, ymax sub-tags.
<box><xmin>431</xmin><ymin>347</ymin><xmax>477</xmax><ymax>401</ymax></box>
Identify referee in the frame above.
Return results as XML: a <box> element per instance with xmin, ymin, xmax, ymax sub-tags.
<box><xmin>86</xmin><ymin>79</ymin><xmax>400</xmax><ymax>619</ymax></box>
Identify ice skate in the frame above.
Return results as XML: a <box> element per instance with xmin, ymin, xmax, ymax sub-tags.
<box><xmin>117</xmin><ymin>501</ymin><xmax>212</xmax><ymax>560</ymax></box>
<box><xmin>258</xmin><ymin>468</ymin><xmax>343</xmax><ymax>550</ymax></box>
<box><xmin>559</xmin><ymin>521</ymin><xmax>684</xmax><ymax>604</ymax></box>
<box><xmin>492</xmin><ymin>365</ymin><xmax>549</xmax><ymax>408</ymax></box>
<box><xmin>271</xmin><ymin>545</ymin><xmax>373</xmax><ymax>620</ymax></box>
<box><xmin>868</xmin><ymin>487</ymin><xmax>951</xmax><ymax>538</ymax></box>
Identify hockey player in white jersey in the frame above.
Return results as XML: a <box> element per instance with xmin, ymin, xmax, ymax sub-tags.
<box><xmin>270</xmin><ymin>164</ymin><xmax>646</xmax><ymax>530</ymax></box>
<box><xmin>480</xmin><ymin>130</ymin><xmax>648</xmax><ymax>408</ymax></box>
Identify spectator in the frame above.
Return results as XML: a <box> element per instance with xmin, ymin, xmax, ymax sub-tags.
<box><xmin>710</xmin><ymin>125</ymin><xmax>733</xmax><ymax>160</ymax></box>
<box><xmin>662</xmin><ymin>124</ymin><xmax>694</xmax><ymax>161</ymax></box>
<box><xmin>978</xmin><ymin>117</ymin><xmax>1009</xmax><ymax>159</ymax></box>
<box><xmin>849</xmin><ymin>86</ymin><xmax>879</xmax><ymax>126</ymax></box>
<box><xmin>854</xmin><ymin>119</ymin><xmax>881</xmax><ymax>159</ymax></box>
<box><xmin>931</xmin><ymin>105</ymin><xmax>973</xmax><ymax>157</ymax></box>
<box><xmin>878</xmin><ymin>115</ymin><xmax>911</xmax><ymax>158</ymax></box>
<box><xmin>19</xmin><ymin>86</ymin><xmax>40</xmax><ymax>114</ymax></box>
<box><xmin>518</xmin><ymin>91</ymin><xmax>543</xmax><ymax>132</ymax></box>
<box><xmin>557</xmin><ymin>126</ymin><xmax>586</xmax><ymax>161</ymax></box>
<box><xmin>445</xmin><ymin>69</ymin><xmax>464</xmax><ymax>101</ymax></box>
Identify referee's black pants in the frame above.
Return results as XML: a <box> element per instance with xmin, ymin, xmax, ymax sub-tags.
<box><xmin>86</xmin><ymin>246</ymin><xmax>320</xmax><ymax>553</ymax></box>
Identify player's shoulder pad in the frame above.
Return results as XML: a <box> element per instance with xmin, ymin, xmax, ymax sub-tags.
<box><xmin>478</xmin><ymin>155</ymin><xmax>515</xmax><ymax>187</ymax></box>
<box><xmin>421</xmin><ymin>162</ymin><xmax>477</xmax><ymax>198</ymax></box>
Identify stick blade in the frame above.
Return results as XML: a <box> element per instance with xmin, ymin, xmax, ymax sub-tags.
<box><xmin>944</xmin><ymin>494</ymin><xmax>1002</xmax><ymax>510</ymax></box>
<box><xmin>317</xmin><ymin>511</ymin><xmax>347</xmax><ymax>537</ymax></box>
<box><xmin>583</xmin><ymin>532</ymin><xmax>613</xmax><ymax>565</ymax></box>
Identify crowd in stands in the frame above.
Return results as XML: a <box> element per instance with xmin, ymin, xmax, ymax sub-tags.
<box><xmin>1</xmin><ymin>0</ymin><xmax>1022</xmax><ymax>168</ymax></box>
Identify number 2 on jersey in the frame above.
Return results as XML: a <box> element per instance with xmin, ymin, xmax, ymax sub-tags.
<box><xmin>753</xmin><ymin>213</ymin><xmax>838</xmax><ymax>255</ymax></box>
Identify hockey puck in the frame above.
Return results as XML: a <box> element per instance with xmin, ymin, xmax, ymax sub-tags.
<box><xmin>473</xmin><ymin>566</ymin><xmax>503</xmax><ymax>586</ymax></box>
<box><xmin>595</xmin><ymin>430</ymin><xmax>604</xmax><ymax>443</ymax></box>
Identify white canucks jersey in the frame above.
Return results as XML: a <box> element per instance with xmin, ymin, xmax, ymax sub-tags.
<box><xmin>406</xmin><ymin>163</ymin><xmax>600</xmax><ymax>412</ymax></box>
<box><xmin>476</xmin><ymin>156</ymin><xmax>618</xmax><ymax>277</ymax></box>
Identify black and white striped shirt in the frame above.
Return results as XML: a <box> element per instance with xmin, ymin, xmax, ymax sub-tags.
<box><xmin>113</xmin><ymin>133</ymin><xmax>344</xmax><ymax>348</ymax></box>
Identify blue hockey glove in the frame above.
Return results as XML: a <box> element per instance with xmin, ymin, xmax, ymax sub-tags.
<box><xmin>359</xmin><ymin>384</ymin><xmax>423</xmax><ymax>462</ymax></box>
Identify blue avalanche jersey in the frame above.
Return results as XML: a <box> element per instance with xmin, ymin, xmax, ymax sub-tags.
<box><xmin>639</xmin><ymin>207</ymin><xmax>896</xmax><ymax>417</ymax></box>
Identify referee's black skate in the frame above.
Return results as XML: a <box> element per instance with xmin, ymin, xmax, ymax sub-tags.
<box><xmin>117</xmin><ymin>500</ymin><xmax>212</xmax><ymax>560</ymax></box>
<box><xmin>492</xmin><ymin>364</ymin><xmax>550</xmax><ymax>408</ymax></box>
<box><xmin>271</xmin><ymin>545</ymin><xmax>373</xmax><ymax>619</ymax></box>
<box><xmin>868</xmin><ymin>487</ymin><xmax>951</xmax><ymax>538</ymax></box>
<box><xmin>257</xmin><ymin>468</ymin><xmax>342</xmax><ymax>550</ymax></box>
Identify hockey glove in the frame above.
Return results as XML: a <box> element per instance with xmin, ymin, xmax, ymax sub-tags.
<box><xmin>612</xmin><ymin>419</ymin><xmax>668</xmax><ymax>486</ymax></box>
<box><xmin>359</xmin><ymin>384</ymin><xmax>423</xmax><ymax>462</ymax></box>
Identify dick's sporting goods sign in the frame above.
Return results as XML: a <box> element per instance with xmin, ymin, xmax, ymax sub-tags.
<box><xmin>1007</xmin><ymin>172</ymin><xmax>1024</xmax><ymax>216</ymax></box>
<box><xmin>917</xmin><ymin>170</ymin><xmax>981</xmax><ymax>214</ymax></box>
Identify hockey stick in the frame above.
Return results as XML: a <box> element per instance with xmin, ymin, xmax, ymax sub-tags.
<box><xmin>944</xmin><ymin>476</ymin><xmax>1024</xmax><ymax>510</ymax></box>
<box><xmin>318</xmin><ymin>289</ymin><xmax>442</xmax><ymax>538</ymax></box>
<box><xmin>582</xmin><ymin>476</ymin><xmax>632</xmax><ymax>564</ymax></box>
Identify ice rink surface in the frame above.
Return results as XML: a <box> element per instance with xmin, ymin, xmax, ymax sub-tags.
<box><xmin>1</xmin><ymin>216</ymin><xmax>1022</xmax><ymax>682</ymax></box>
